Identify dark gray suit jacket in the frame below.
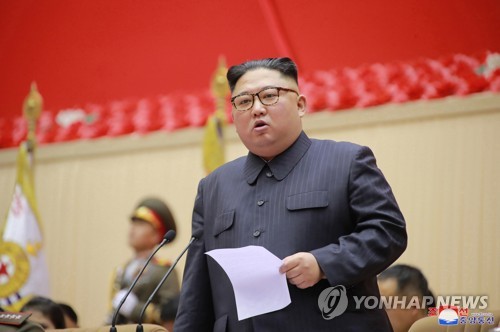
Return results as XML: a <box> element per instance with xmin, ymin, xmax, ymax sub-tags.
<box><xmin>175</xmin><ymin>132</ymin><xmax>407</xmax><ymax>331</ymax></box>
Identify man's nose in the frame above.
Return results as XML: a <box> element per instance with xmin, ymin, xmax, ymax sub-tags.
<box><xmin>251</xmin><ymin>97</ymin><xmax>267</xmax><ymax>116</ymax></box>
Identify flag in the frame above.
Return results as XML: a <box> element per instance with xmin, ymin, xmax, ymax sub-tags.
<box><xmin>202</xmin><ymin>109</ymin><xmax>226</xmax><ymax>174</ymax></box>
<box><xmin>0</xmin><ymin>141</ymin><xmax>50</xmax><ymax>310</ymax></box>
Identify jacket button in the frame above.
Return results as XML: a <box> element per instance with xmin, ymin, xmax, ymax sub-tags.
<box><xmin>253</xmin><ymin>230</ymin><xmax>261</xmax><ymax>237</ymax></box>
<box><xmin>257</xmin><ymin>200</ymin><xmax>264</xmax><ymax>206</ymax></box>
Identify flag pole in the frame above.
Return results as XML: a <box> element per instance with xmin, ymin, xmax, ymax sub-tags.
<box><xmin>203</xmin><ymin>57</ymin><xmax>229</xmax><ymax>174</ymax></box>
<box><xmin>211</xmin><ymin>56</ymin><xmax>230</xmax><ymax>116</ymax></box>
<box><xmin>23</xmin><ymin>82</ymin><xmax>43</xmax><ymax>155</ymax></box>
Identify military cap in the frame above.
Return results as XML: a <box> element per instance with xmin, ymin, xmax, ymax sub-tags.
<box><xmin>130</xmin><ymin>197</ymin><xmax>177</xmax><ymax>241</ymax></box>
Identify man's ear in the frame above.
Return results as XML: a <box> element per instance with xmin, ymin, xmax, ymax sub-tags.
<box><xmin>297</xmin><ymin>95</ymin><xmax>307</xmax><ymax>117</ymax></box>
<box><xmin>231</xmin><ymin>110</ymin><xmax>240</xmax><ymax>135</ymax></box>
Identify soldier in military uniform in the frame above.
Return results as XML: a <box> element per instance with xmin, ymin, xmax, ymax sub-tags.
<box><xmin>0</xmin><ymin>308</ymin><xmax>45</xmax><ymax>332</ymax></box>
<box><xmin>107</xmin><ymin>198</ymin><xmax>180</xmax><ymax>325</ymax></box>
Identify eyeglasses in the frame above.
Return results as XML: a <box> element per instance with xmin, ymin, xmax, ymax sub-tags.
<box><xmin>231</xmin><ymin>87</ymin><xmax>299</xmax><ymax>112</ymax></box>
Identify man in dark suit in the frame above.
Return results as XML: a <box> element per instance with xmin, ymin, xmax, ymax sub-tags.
<box><xmin>175</xmin><ymin>57</ymin><xmax>407</xmax><ymax>331</ymax></box>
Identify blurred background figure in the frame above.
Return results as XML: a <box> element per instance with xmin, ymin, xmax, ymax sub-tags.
<box><xmin>107</xmin><ymin>197</ymin><xmax>180</xmax><ymax>325</ymax></box>
<box><xmin>20</xmin><ymin>296</ymin><xmax>66</xmax><ymax>329</ymax></box>
<box><xmin>160</xmin><ymin>294</ymin><xmax>179</xmax><ymax>332</ymax></box>
<box><xmin>378</xmin><ymin>264</ymin><xmax>435</xmax><ymax>332</ymax></box>
<box><xmin>59</xmin><ymin>302</ymin><xmax>79</xmax><ymax>328</ymax></box>
<box><xmin>0</xmin><ymin>306</ymin><xmax>44</xmax><ymax>332</ymax></box>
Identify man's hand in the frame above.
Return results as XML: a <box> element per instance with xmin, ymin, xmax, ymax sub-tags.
<box><xmin>279</xmin><ymin>252</ymin><xmax>325</xmax><ymax>289</ymax></box>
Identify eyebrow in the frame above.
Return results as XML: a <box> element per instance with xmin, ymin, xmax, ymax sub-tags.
<box><xmin>234</xmin><ymin>85</ymin><xmax>278</xmax><ymax>96</ymax></box>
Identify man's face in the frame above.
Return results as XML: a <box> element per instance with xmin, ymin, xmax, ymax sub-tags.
<box><xmin>28</xmin><ymin>310</ymin><xmax>55</xmax><ymax>330</ymax></box>
<box><xmin>63</xmin><ymin>314</ymin><xmax>78</xmax><ymax>328</ymax></box>
<box><xmin>231</xmin><ymin>68</ymin><xmax>306</xmax><ymax>160</ymax></box>
<box><xmin>128</xmin><ymin>219</ymin><xmax>159</xmax><ymax>252</ymax></box>
<box><xmin>378</xmin><ymin>278</ymin><xmax>423</xmax><ymax>332</ymax></box>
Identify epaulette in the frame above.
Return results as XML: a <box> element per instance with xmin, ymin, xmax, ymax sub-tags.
<box><xmin>153</xmin><ymin>257</ymin><xmax>172</xmax><ymax>267</ymax></box>
<box><xmin>0</xmin><ymin>312</ymin><xmax>31</xmax><ymax>326</ymax></box>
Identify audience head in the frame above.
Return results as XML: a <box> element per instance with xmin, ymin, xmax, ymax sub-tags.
<box><xmin>59</xmin><ymin>302</ymin><xmax>79</xmax><ymax>328</ymax></box>
<box><xmin>160</xmin><ymin>295</ymin><xmax>180</xmax><ymax>332</ymax></box>
<box><xmin>378</xmin><ymin>264</ymin><xmax>435</xmax><ymax>332</ymax></box>
<box><xmin>20</xmin><ymin>296</ymin><xmax>66</xmax><ymax>329</ymax></box>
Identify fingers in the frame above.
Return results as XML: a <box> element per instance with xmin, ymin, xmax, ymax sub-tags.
<box><xmin>279</xmin><ymin>255</ymin><xmax>299</xmax><ymax>274</ymax></box>
<box><xmin>279</xmin><ymin>252</ymin><xmax>323</xmax><ymax>289</ymax></box>
<box><xmin>288</xmin><ymin>273</ymin><xmax>310</xmax><ymax>288</ymax></box>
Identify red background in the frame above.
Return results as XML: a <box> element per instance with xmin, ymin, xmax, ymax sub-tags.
<box><xmin>0</xmin><ymin>0</ymin><xmax>499</xmax><ymax>119</ymax></box>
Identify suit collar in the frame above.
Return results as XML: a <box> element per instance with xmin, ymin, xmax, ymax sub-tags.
<box><xmin>244</xmin><ymin>131</ymin><xmax>311</xmax><ymax>184</ymax></box>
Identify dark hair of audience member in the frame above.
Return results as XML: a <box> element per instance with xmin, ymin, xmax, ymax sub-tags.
<box><xmin>378</xmin><ymin>264</ymin><xmax>435</xmax><ymax>308</ymax></box>
<box><xmin>160</xmin><ymin>295</ymin><xmax>180</xmax><ymax>323</ymax></box>
<box><xmin>20</xmin><ymin>296</ymin><xmax>66</xmax><ymax>329</ymax></box>
<box><xmin>59</xmin><ymin>302</ymin><xmax>79</xmax><ymax>327</ymax></box>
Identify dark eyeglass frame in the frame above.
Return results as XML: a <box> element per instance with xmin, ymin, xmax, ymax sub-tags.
<box><xmin>231</xmin><ymin>86</ymin><xmax>299</xmax><ymax>111</ymax></box>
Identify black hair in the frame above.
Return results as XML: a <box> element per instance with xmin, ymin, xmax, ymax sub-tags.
<box><xmin>226</xmin><ymin>57</ymin><xmax>299</xmax><ymax>92</ymax></box>
<box><xmin>59</xmin><ymin>302</ymin><xmax>78</xmax><ymax>325</ymax></box>
<box><xmin>20</xmin><ymin>296</ymin><xmax>66</xmax><ymax>329</ymax></box>
<box><xmin>160</xmin><ymin>295</ymin><xmax>180</xmax><ymax>322</ymax></box>
<box><xmin>378</xmin><ymin>264</ymin><xmax>435</xmax><ymax>308</ymax></box>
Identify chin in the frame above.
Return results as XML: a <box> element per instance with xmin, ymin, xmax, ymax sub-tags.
<box><xmin>250</xmin><ymin>146</ymin><xmax>277</xmax><ymax>159</ymax></box>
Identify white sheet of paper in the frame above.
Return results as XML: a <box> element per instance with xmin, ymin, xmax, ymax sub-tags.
<box><xmin>206</xmin><ymin>245</ymin><xmax>291</xmax><ymax>320</ymax></box>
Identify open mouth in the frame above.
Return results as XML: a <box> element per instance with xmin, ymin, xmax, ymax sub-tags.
<box><xmin>254</xmin><ymin>120</ymin><xmax>268</xmax><ymax>129</ymax></box>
